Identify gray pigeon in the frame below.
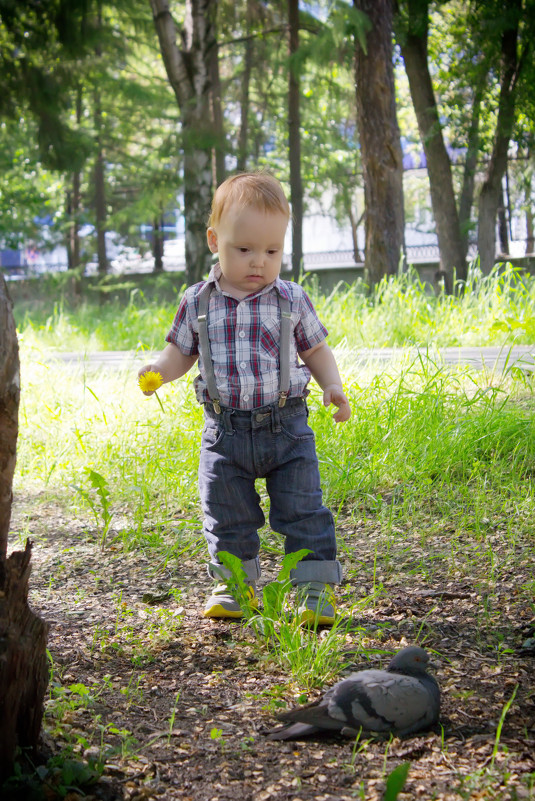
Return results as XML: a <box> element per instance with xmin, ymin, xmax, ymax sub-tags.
<box><xmin>267</xmin><ymin>646</ymin><xmax>440</xmax><ymax>740</ymax></box>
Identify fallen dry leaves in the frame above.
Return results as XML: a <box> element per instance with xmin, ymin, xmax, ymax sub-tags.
<box><xmin>6</xmin><ymin>492</ymin><xmax>535</xmax><ymax>801</ymax></box>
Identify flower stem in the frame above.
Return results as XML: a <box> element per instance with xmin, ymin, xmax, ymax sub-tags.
<box><xmin>154</xmin><ymin>390</ymin><xmax>165</xmax><ymax>413</ymax></box>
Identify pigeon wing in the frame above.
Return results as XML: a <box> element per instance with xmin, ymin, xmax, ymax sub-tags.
<box><xmin>331</xmin><ymin>670</ymin><xmax>438</xmax><ymax>734</ymax></box>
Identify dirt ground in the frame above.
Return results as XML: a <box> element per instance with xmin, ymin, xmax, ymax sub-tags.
<box><xmin>5</xmin><ymin>492</ymin><xmax>535</xmax><ymax>801</ymax></box>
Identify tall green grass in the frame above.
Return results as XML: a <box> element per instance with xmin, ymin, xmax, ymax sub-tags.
<box><xmin>309</xmin><ymin>262</ymin><xmax>535</xmax><ymax>347</ymax></box>
<box><xmin>14</xmin><ymin>262</ymin><xmax>535</xmax><ymax>352</ymax></box>
<box><xmin>14</xmin><ymin>350</ymin><xmax>535</xmax><ymax>555</ymax></box>
<box><xmin>12</xmin><ymin>262</ymin><xmax>535</xmax><ymax>564</ymax></box>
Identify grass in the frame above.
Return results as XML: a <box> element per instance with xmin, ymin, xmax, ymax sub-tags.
<box><xmin>15</xmin><ymin>349</ymin><xmax>535</xmax><ymax>549</ymax></box>
<box><xmin>12</xmin><ymin>262</ymin><xmax>535</xmax><ymax>352</ymax></box>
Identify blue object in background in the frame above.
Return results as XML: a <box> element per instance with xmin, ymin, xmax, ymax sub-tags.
<box><xmin>1</xmin><ymin>249</ymin><xmax>23</xmax><ymax>268</ymax></box>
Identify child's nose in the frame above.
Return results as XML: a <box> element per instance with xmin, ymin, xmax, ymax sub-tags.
<box><xmin>250</xmin><ymin>251</ymin><xmax>264</xmax><ymax>268</ymax></box>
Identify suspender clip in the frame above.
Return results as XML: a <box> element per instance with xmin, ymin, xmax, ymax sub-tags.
<box><xmin>213</xmin><ymin>399</ymin><xmax>221</xmax><ymax>414</ymax></box>
<box><xmin>278</xmin><ymin>391</ymin><xmax>288</xmax><ymax>408</ymax></box>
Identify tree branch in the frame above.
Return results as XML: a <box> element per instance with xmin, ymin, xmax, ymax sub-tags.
<box><xmin>149</xmin><ymin>0</ymin><xmax>191</xmax><ymax>108</ymax></box>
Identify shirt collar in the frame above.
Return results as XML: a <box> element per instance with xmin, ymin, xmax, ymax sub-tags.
<box><xmin>207</xmin><ymin>262</ymin><xmax>286</xmax><ymax>300</ymax></box>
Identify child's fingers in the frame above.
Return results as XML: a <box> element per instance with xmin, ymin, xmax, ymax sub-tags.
<box><xmin>138</xmin><ymin>365</ymin><xmax>156</xmax><ymax>395</ymax></box>
<box><xmin>325</xmin><ymin>390</ymin><xmax>351</xmax><ymax>422</ymax></box>
<box><xmin>332</xmin><ymin>402</ymin><xmax>351</xmax><ymax>423</ymax></box>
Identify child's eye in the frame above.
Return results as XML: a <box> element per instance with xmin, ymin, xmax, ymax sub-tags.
<box><xmin>238</xmin><ymin>247</ymin><xmax>249</xmax><ymax>253</ymax></box>
<box><xmin>267</xmin><ymin>250</ymin><xmax>278</xmax><ymax>255</ymax></box>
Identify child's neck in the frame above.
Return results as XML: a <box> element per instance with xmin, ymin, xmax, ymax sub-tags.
<box><xmin>219</xmin><ymin>275</ymin><xmax>254</xmax><ymax>300</ymax></box>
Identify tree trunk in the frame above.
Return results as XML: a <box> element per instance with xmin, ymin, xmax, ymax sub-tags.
<box><xmin>153</xmin><ymin>215</ymin><xmax>164</xmax><ymax>272</ymax></box>
<box><xmin>209</xmin><ymin>5</ymin><xmax>226</xmax><ymax>187</ymax></box>
<box><xmin>348</xmin><ymin>206</ymin><xmax>364</xmax><ymax>263</ymax></box>
<box><xmin>477</xmin><ymin>2</ymin><xmax>520</xmax><ymax>274</ymax></box>
<box><xmin>526</xmin><ymin>208</ymin><xmax>534</xmax><ymax>255</ymax></box>
<box><xmin>526</xmin><ymin>170</ymin><xmax>534</xmax><ymax>254</ymax></box>
<box><xmin>237</xmin><ymin>0</ymin><xmax>254</xmax><ymax>173</ymax></box>
<box><xmin>150</xmin><ymin>0</ymin><xmax>215</xmax><ymax>285</ymax></box>
<box><xmin>288</xmin><ymin>0</ymin><xmax>303</xmax><ymax>282</ymax></box>
<box><xmin>355</xmin><ymin>0</ymin><xmax>404</xmax><ymax>287</ymax></box>
<box><xmin>399</xmin><ymin>0</ymin><xmax>465</xmax><ymax>289</ymax></box>
<box><xmin>0</xmin><ymin>280</ymin><xmax>18</xmax><ymax>560</ymax></box>
<box><xmin>94</xmin><ymin>90</ymin><xmax>108</xmax><ymax>275</ymax></box>
<box><xmin>497</xmin><ymin>178</ymin><xmax>510</xmax><ymax>255</ymax></box>
<box><xmin>458</xmin><ymin>70</ymin><xmax>487</xmax><ymax>264</ymax></box>
<box><xmin>67</xmin><ymin>86</ymin><xmax>83</xmax><ymax>271</ymax></box>
<box><xmin>0</xmin><ymin>277</ymin><xmax>49</xmax><ymax>780</ymax></box>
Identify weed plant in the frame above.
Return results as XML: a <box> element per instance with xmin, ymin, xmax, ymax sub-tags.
<box><xmin>14</xmin><ymin>262</ymin><xmax>535</xmax><ymax>352</ymax></box>
<box><xmin>216</xmin><ymin>550</ymin><xmax>357</xmax><ymax>689</ymax></box>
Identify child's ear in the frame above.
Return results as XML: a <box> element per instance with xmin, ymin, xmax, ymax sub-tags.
<box><xmin>207</xmin><ymin>228</ymin><xmax>218</xmax><ymax>253</ymax></box>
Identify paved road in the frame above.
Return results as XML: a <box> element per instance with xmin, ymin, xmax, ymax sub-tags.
<box><xmin>40</xmin><ymin>345</ymin><xmax>535</xmax><ymax>373</ymax></box>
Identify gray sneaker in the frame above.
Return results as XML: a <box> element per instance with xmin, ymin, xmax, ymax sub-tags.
<box><xmin>296</xmin><ymin>581</ymin><xmax>336</xmax><ymax>626</ymax></box>
<box><xmin>203</xmin><ymin>581</ymin><xmax>258</xmax><ymax>619</ymax></box>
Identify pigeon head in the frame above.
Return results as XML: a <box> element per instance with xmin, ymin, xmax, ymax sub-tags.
<box><xmin>387</xmin><ymin>646</ymin><xmax>432</xmax><ymax>675</ymax></box>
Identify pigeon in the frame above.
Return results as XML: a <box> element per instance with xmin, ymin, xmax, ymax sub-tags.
<box><xmin>267</xmin><ymin>646</ymin><xmax>440</xmax><ymax>740</ymax></box>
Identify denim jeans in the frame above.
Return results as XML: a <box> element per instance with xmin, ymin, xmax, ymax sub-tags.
<box><xmin>198</xmin><ymin>397</ymin><xmax>342</xmax><ymax>585</ymax></box>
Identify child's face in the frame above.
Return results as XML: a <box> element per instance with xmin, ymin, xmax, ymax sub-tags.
<box><xmin>207</xmin><ymin>205</ymin><xmax>288</xmax><ymax>296</ymax></box>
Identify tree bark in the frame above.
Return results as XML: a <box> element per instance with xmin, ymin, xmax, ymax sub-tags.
<box><xmin>355</xmin><ymin>0</ymin><xmax>404</xmax><ymax>287</ymax></box>
<box><xmin>497</xmin><ymin>178</ymin><xmax>510</xmax><ymax>255</ymax></box>
<box><xmin>348</xmin><ymin>206</ymin><xmax>364</xmax><ymax>263</ymax></box>
<box><xmin>288</xmin><ymin>0</ymin><xmax>303</xmax><ymax>282</ymax></box>
<box><xmin>526</xmin><ymin>168</ymin><xmax>534</xmax><ymax>254</ymax></box>
<box><xmin>237</xmin><ymin>0</ymin><xmax>254</xmax><ymax>173</ymax></box>
<box><xmin>93</xmin><ymin>8</ymin><xmax>108</xmax><ymax>276</ymax></box>
<box><xmin>0</xmin><ymin>277</ymin><xmax>49</xmax><ymax>779</ymax></box>
<box><xmin>152</xmin><ymin>215</ymin><xmax>164</xmax><ymax>272</ymax></box>
<box><xmin>477</xmin><ymin>2</ymin><xmax>520</xmax><ymax>274</ymax></box>
<box><xmin>398</xmin><ymin>0</ymin><xmax>465</xmax><ymax>289</ymax></box>
<box><xmin>458</xmin><ymin>70</ymin><xmax>487</xmax><ymax>265</ymax></box>
<box><xmin>94</xmin><ymin>136</ymin><xmax>108</xmax><ymax>275</ymax></box>
<box><xmin>526</xmin><ymin>207</ymin><xmax>534</xmax><ymax>255</ymax></box>
<box><xmin>150</xmin><ymin>0</ymin><xmax>215</xmax><ymax>285</ymax></box>
<box><xmin>0</xmin><ymin>280</ymin><xmax>19</xmax><ymax>561</ymax></box>
<box><xmin>67</xmin><ymin>86</ymin><xmax>83</xmax><ymax>271</ymax></box>
<box><xmin>209</xmin><ymin>5</ymin><xmax>225</xmax><ymax>187</ymax></box>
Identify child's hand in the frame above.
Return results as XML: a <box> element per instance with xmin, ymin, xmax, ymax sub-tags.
<box><xmin>138</xmin><ymin>366</ymin><xmax>163</xmax><ymax>396</ymax></box>
<box><xmin>323</xmin><ymin>384</ymin><xmax>351</xmax><ymax>423</ymax></box>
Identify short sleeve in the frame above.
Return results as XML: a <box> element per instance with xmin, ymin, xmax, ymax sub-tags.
<box><xmin>165</xmin><ymin>289</ymin><xmax>199</xmax><ymax>356</ymax></box>
<box><xmin>293</xmin><ymin>287</ymin><xmax>328</xmax><ymax>352</ymax></box>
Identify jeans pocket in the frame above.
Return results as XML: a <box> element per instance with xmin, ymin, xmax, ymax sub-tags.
<box><xmin>280</xmin><ymin>412</ymin><xmax>314</xmax><ymax>442</ymax></box>
<box><xmin>201</xmin><ymin>423</ymin><xmax>226</xmax><ymax>448</ymax></box>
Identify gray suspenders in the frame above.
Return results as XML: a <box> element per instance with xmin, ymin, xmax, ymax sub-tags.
<box><xmin>197</xmin><ymin>281</ymin><xmax>292</xmax><ymax>414</ymax></box>
<box><xmin>197</xmin><ymin>282</ymin><xmax>222</xmax><ymax>413</ymax></box>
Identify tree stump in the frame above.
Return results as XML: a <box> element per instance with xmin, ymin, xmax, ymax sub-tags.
<box><xmin>0</xmin><ymin>275</ymin><xmax>49</xmax><ymax>779</ymax></box>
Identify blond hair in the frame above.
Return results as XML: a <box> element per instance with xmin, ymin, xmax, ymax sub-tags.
<box><xmin>208</xmin><ymin>171</ymin><xmax>291</xmax><ymax>228</ymax></box>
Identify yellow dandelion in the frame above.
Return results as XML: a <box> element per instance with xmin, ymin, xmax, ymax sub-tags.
<box><xmin>139</xmin><ymin>370</ymin><xmax>165</xmax><ymax>412</ymax></box>
<box><xmin>138</xmin><ymin>371</ymin><xmax>163</xmax><ymax>393</ymax></box>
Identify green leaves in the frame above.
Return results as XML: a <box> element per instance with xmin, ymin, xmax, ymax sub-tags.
<box><xmin>74</xmin><ymin>467</ymin><xmax>114</xmax><ymax>546</ymax></box>
<box><xmin>383</xmin><ymin>762</ymin><xmax>411</xmax><ymax>801</ymax></box>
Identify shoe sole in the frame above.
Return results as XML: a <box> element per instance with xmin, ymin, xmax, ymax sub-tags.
<box><xmin>203</xmin><ymin>603</ymin><xmax>244</xmax><ymax>619</ymax></box>
<box><xmin>298</xmin><ymin>610</ymin><xmax>335</xmax><ymax>627</ymax></box>
<box><xmin>203</xmin><ymin>598</ymin><xmax>259</xmax><ymax>620</ymax></box>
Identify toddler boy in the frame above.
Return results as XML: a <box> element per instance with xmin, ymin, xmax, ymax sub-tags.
<box><xmin>138</xmin><ymin>172</ymin><xmax>350</xmax><ymax>625</ymax></box>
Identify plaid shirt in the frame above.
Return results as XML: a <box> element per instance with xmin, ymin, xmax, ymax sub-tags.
<box><xmin>166</xmin><ymin>264</ymin><xmax>328</xmax><ymax>410</ymax></box>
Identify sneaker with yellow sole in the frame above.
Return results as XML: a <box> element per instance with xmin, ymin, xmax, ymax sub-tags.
<box><xmin>296</xmin><ymin>581</ymin><xmax>336</xmax><ymax>627</ymax></box>
<box><xmin>203</xmin><ymin>581</ymin><xmax>258</xmax><ymax>619</ymax></box>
